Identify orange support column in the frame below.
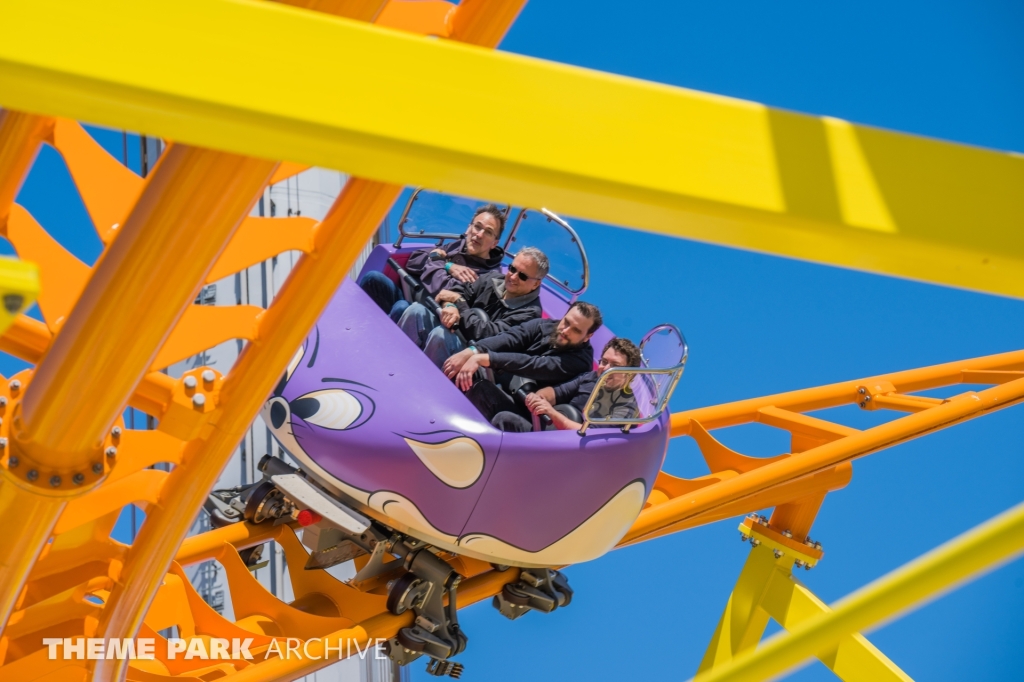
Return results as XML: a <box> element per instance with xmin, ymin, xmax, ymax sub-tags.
<box><xmin>0</xmin><ymin>109</ymin><xmax>52</xmax><ymax>229</ymax></box>
<box><xmin>0</xmin><ymin>145</ymin><xmax>275</xmax><ymax>637</ymax></box>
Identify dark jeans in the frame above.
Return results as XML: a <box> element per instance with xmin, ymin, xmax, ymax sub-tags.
<box><xmin>359</xmin><ymin>270</ymin><xmax>409</xmax><ymax>322</ymax></box>
<box><xmin>466</xmin><ymin>380</ymin><xmax>529</xmax><ymax>423</ymax></box>
<box><xmin>492</xmin><ymin>411</ymin><xmax>534</xmax><ymax>432</ymax></box>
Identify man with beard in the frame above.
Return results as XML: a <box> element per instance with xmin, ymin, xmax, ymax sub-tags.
<box><xmin>442</xmin><ymin>302</ymin><xmax>602</xmax><ymax>422</ymax></box>
<box><xmin>398</xmin><ymin>247</ymin><xmax>548</xmax><ymax>367</ymax></box>
<box><xmin>359</xmin><ymin>204</ymin><xmax>506</xmax><ymax>321</ymax></box>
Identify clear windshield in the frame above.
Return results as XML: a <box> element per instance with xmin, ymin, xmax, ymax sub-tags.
<box><xmin>397</xmin><ymin>189</ymin><xmax>503</xmax><ymax>246</ymax></box>
<box><xmin>503</xmin><ymin>209</ymin><xmax>588</xmax><ymax>298</ymax></box>
<box><xmin>583</xmin><ymin>368</ymin><xmax>681</xmax><ymax>425</ymax></box>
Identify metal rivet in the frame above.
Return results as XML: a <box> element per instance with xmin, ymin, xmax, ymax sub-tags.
<box><xmin>27</xmin><ymin>469</ymin><xmax>38</xmax><ymax>481</ymax></box>
<box><xmin>111</xmin><ymin>426</ymin><xmax>122</xmax><ymax>438</ymax></box>
<box><xmin>105</xmin><ymin>446</ymin><xmax>117</xmax><ymax>458</ymax></box>
<box><xmin>9</xmin><ymin>380</ymin><xmax>20</xmax><ymax>391</ymax></box>
<box><xmin>864</xmin><ymin>395</ymin><xmax>871</xmax><ymax>402</ymax></box>
<box><xmin>92</xmin><ymin>462</ymin><xmax>103</xmax><ymax>474</ymax></box>
<box><xmin>192</xmin><ymin>394</ymin><xmax>206</xmax><ymax>408</ymax></box>
<box><xmin>183</xmin><ymin>376</ymin><xmax>198</xmax><ymax>389</ymax></box>
<box><xmin>50</xmin><ymin>475</ymin><xmax>61</xmax><ymax>487</ymax></box>
<box><xmin>858</xmin><ymin>387</ymin><xmax>866</xmax><ymax>394</ymax></box>
<box><xmin>773</xmin><ymin>549</ymin><xmax>784</xmax><ymax>559</ymax></box>
<box><xmin>0</xmin><ymin>396</ymin><xmax>6</xmax><ymax>407</ymax></box>
<box><xmin>202</xmin><ymin>370</ymin><xmax>216</xmax><ymax>383</ymax></box>
<box><xmin>0</xmin><ymin>437</ymin><xmax>6</xmax><ymax>448</ymax></box>
<box><xmin>8</xmin><ymin>455</ymin><xmax>18</xmax><ymax>468</ymax></box>
<box><xmin>73</xmin><ymin>473</ymin><xmax>85</xmax><ymax>485</ymax></box>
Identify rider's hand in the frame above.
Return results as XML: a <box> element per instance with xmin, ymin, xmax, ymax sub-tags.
<box><xmin>440</xmin><ymin>306</ymin><xmax>460</xmax><ymax>329</ymax></box>
<box><xmin>447</xmin><ymin>263</ymin><xmax>478</xmax><ymax>283</ymax></box>
<box><xmin>456</xmin><ymin>356</ymin><xmax>480</xmax><ymax>391</ymax></box>
<box><xmin>430</xmin><ymin>249</ymin><xmax>448</xmax><ymax>259</ymax></box>
<box><xmin>435</xmin><ymin>290</ymin><xmax>461</xmax><ymax>304</ymax></box>
<box><xmin>528</xmin><ymin>396</ymin><xmax>555</xmax><ymax>417</ymax></box>
<box><xmin>443</xmin><ymin>348</ymin><xmax>475</xmax><ymax>378</ymax></box>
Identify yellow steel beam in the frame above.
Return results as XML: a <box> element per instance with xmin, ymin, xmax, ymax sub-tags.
<box><xmin>699</xmin><ymin>545</ymin><xmax>910</xmax><ymax>681</ymax></box>
<box><xmin>1</xmin><ymin>0</ymin><xmax>1022</xmax><ymax>297</ymax></box>
<box><xmin>691</xmin><ymin>499</ymin><xmax>1024</xmax><ymax>682</ymax></box>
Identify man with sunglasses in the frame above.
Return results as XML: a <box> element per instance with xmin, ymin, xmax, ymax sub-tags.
<box><xmin>359</xmin><ymin>204</ymin><xmax>506</xmax><ymax>321</ymax></box>
<box><xmin>403</xmin><ymin>247</ymin><xmax>549</xmax><ymax>367</ymax></box>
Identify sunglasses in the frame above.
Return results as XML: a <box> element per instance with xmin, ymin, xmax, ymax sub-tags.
<box><xmin>508</xmin><ymin>264</ymin><xmax>541</xmax><ymax>282</ymax></box>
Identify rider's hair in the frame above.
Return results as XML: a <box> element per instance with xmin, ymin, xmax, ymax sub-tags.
<box><xmin>603</xmin><ymin>337</ymin><xmax>642</xmax><ymax>367</ymax></box>
<box><xmin>569</xmin><ymin>301</ymin><xmax>603</xmax><ymax>335</ymax></box>
<box><xmin>472</xmin><ymin>204</ymin><xmax>506</xmax><ymax>239</ymax></box>
<box><xmin>517</xmin><ymin>246</ymin><xmax>550</xmax><ymax>279</ymax></box>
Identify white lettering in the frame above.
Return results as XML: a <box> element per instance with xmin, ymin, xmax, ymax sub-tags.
<box><xmin>232</xmin><ymin>638</ymin><xmax>254</xmax><ymax>660</ymax></box>
<box><xmin>167</xmin><ymin>638</ymin><xmax>187</xmax><ymax>659</ymax></box>
<box><xmin>42</xmin><ymin>638</ymin><xmax>61</xmax><ymax>660</ymax></box>
<box><xmin>302</xmin><ymin>639</ymin><xmax>321</xmax><ymax>661</ymax></box>
<box><xmin>185</xmin><ymin>637</ymin><xmax>208</xmax><ymax>660</ymax></box>
<box><xmin>106</xmin><ymin>639</ymin><xmax>135</xmax><ymax>660</ymax></box>
<box><xmin>137</xmin><ymin>639</ymin><xmax>155</xmax><ymax>660</ymax></box>
<box><xmin>351</xmin><ymin>638</ymin><xmax>370</xmax><ymax>660</ymax></box>
<box><xmin>208</xmin><ymin>638</ymin><xmax>229</xmax><ymax>660</ymax></box>
<box><xmin>324</xmin><ymin>638</ymin><xmax>344</xmax><ymax>660</ymax></box>
<box><xmin>64</xmin><ymin>638</ymin><xmax>85</xmax><ymax>660</ymax></box>
<box><xmin>286</xmin><ymin>638</ymin><xmax>302</xmax><ymax>660</ymax></box>
<box><xmin>264</xmin><ymin>638</ymin><xmax>283</xmax><ymax>660</ymax></box>
<box><xmin>375</xmin><ymin>639</ymin><xmax>389</xmax><ymax>659</ymax></box>
<box><xmin>87</xmin><ymin>639</ymin><xmax>105</xmax><ymax>660</ymax></box>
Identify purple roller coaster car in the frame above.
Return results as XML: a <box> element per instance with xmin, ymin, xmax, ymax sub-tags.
<box><xmin>260</xmin><ymin>231</ymin><xmax>684</xmax><ymax>568</ymax></box>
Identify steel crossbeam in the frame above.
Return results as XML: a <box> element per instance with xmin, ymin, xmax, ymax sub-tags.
<box><xmin>1</xmin><ymin>0</ymin><xmax>1022</xmax><ymax>297</ymax></box>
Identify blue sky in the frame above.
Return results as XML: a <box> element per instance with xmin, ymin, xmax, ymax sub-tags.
<box><xmin>8</xmin><ymin>1</ymin><xmax>1023</xmax><ymax>680</ymax></box>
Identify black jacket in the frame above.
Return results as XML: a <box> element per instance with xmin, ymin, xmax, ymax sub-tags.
<box><xmin>475</xmin><ymin>318</ymin><xmax>594</xmax><ymax>385</ymax></box>
<box><xmin>454</xmin><ymin>275</ymin><xmax>542</xmax><ymax>342</ymax></box>
<box><xmin>405</xmin><ymin>236</ymin><xmax>505</xmax><ymax>297</ymax></box>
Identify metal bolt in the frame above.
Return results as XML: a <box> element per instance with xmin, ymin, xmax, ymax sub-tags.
<box><xmin>92</xmin><ymin>462</ymin><xmax>103</xmax><ymax>474</ymax></box>
<box><xmin>814</xmin><ymin>541</ymin><xmax>822</xmax><ymax>550</ymax></box>
<box><xmin>805</xmin><ymin>563</ymin><xmax>812</xmax><ymax>571</ymax></box>
<box><xmin>49</xmin><ymin>475</ymin><xmax>61</xmax><ymax>487</ymax></box>
<box><xmin>864</xmin><ymin>395</ymin><xmax>871</xmax><ymax>402</ymax></box>
<box><xmin>858</xmin><ymin>387</ymin><xmax>866</xmax><ymax>394</ymax></box>
<box><xmin>105</xmin><ymin>446</ymin><xmax>117</xmax><ymax>458</ymax></box>
<box><xmin>0</xmin><ymin>437</ymin><xmax>6</xmax><ymax>448</ymax></box>
<box><xmin>773</xmin><ymin>549</ymin><xmax>784</xmax><ymax>559</ymax></box>
<box><xmin>7</xmin><ymin>455</ymin><xmax>18</xmax><ymax>468</ymax></box>
<box><xmin>794</xmin><ymin>560</ymin><xmax>804</xmax><ymax>568</ymax></box>
<box><xmin>27</xmin><ymin>469</ymin><xmax>38</xmax><ymax>481</ymax></box>
<box><xmin>859</xmin><ymin>401</ymin><xmax>866</xmax><ymax>407</ymax></box>
<box><xmin>111</xmin><ymin>426</ymin><xmax>122</xmax><ymax>438</ymax></box>
<box><xmin>192</xmin><ymin>393</ymin><xmax>206</xmax><ymax>408</ymax></box>
<box><xmin>782</xmin><ymin>529</ymin><xmax>793</xmax><ymax>538</ymax></box>
<box><xmin>73</xmin><ymin>473</ymin><xmax>85</xmax><ymax>485</ymax></box>
<box><xmin>740</xmin><ymin>534</ymin><xmax>748</xmax><ymax>542</ymax></box>
<box><xmin>9</xmin><ymin>380</ymin><xmax>20</xmax><ymax>391</ymax></box>
<box><xmin>0</xmin><ymin>396</ymin><xmax>6</xmax><ymax>407</ymax></box>
<box><xmin>183</xmin><ymin>376</ymin><xmax>198</xmax><ymax>390</ymax></box>
<box><xmin>202</xmin><ymin>370</ymin><xmax>216</xmax><ymax>383</ymax></box>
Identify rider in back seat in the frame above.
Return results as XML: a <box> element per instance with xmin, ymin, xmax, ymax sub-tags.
<box><xmin>358</xmin><ymin>204</ymin><xmax>506</xmax><ymax>321</ymax></box>
<box><xmin>492</xmin><ymin>337</ymin><xmax>642</xmax><ymax>432</ymax></box>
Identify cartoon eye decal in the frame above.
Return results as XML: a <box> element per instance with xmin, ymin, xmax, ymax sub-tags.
<box><xmin>290</xmin><ymin>389</ymin><xmax>374</xmax><ymax>431</ymax></box>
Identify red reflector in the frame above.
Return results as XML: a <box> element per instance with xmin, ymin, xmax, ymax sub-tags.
<box><xmin>297</xmin><ymin>510</ymin><xmax>322</xmax><ymax>527</ymax></box>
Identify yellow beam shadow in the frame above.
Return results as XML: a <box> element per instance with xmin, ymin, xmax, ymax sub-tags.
<box><xmin>1</xmin><ymin>0</ymin><xmax>1022</xmax><ymax>297</ymax></box>
<box><xmin>691</xmin><ymin>499</ymin><xmax>1024</xmax><ymax>682</ymax></box>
